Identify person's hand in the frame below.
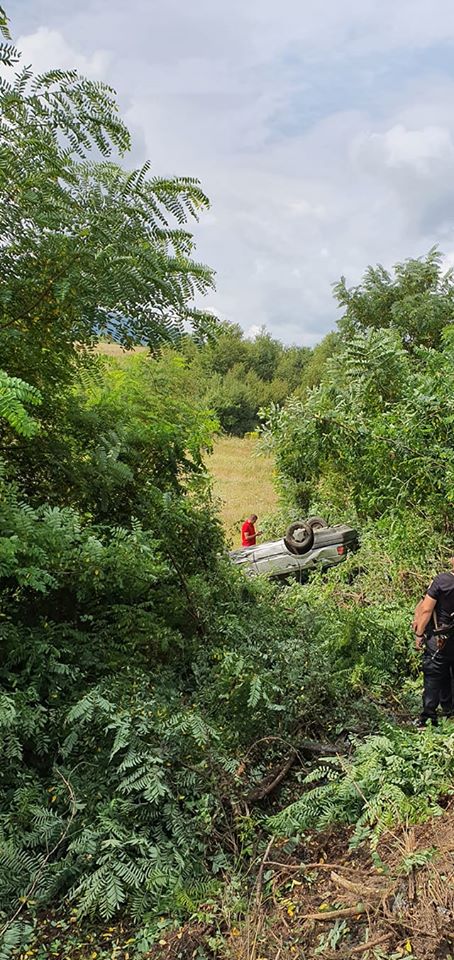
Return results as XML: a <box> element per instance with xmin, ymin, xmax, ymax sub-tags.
<box><xmin>415</xmin><ymin>634</ymin><xmax>424</xmax><ymax>650</ymax></box>
<box><xmin>257</xmin><ymin>530</ymin><xmax>263</xmax><ymax>536</ymax></box>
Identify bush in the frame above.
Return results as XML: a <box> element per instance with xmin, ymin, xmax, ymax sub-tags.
<box><xmin>270</xmin><ymin>723</ymin><xmax>454</xmax><ymax>848</ymax></box>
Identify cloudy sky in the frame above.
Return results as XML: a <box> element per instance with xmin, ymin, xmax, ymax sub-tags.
<box><xmin>10</xmin><ymin>1</ymin><xmax>454</xmax><ymax>344</ymax></box>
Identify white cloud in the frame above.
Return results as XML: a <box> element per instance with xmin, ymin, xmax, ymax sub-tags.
<box><xmin>17</xmin><ymin>26</ymin><xmax>110</xmax><ymax>78</ymax></box>
<box><xmin>357</xmin><ymin>124</ymin><xmax>454</xmax><ymax>176</ymax></box>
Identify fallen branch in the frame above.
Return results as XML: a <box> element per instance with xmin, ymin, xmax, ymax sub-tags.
<box><xmin>265</xmin><ymin>860</ymin><xmax>356</xmax><ymax>872</ymax></box>
<box><xmin>240</xmin><ymin>735</ymin><xmax>344</xmax><ymax>804</ymax></box>
<box><xmin>330</xmin><ymin>871</ymin><xmax>379</xmax><ymax>896</ymax></box>
<box><xmin>246</xmin><ymin>751</ymin><xmax>298</xmax><ymax>802</ymax></box>
<box><xmin>349</xmin><ymin>932</ymin><xmax>391</xmax><ymax>955</ymax></box>
<box><xmin>302</xmin><ymin>903</ymin><xmax>367</xmax><ymax>921</ymax></box>
<box><xmin>298</xmin><ymin>737</ymin><xmax>346</xmax><ymax>757</ymax></box>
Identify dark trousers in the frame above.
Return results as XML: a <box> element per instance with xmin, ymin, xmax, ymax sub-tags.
<box><xmin>421</xmin><ymin>641</ymin><xmax>454</xmax><ymax>724</ymax></box>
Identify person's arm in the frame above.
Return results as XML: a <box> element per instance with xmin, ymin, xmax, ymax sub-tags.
<box><xmin>411</xmin><ymin>599</ymin><xmax>424</xmax><ymax>632</ymax></box>
<box><xmin>412</xmin><ymin>594</ymin><xmax>437</xmax><ymax>648</ymax></box>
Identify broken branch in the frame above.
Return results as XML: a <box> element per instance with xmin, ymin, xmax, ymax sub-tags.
<box><xmin>302</xmin><ymin>903</ymin><xmax>367</xmax><ymax>921</ymax></box>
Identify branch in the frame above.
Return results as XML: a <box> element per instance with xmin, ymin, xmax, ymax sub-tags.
<box><xmin>264</xmin><ymin>861</ymin><xmax>356</xmax><ymax>872</ymax></box>
<box><xmin>0</xmin><ymin>253</ymin><xmax>83</xmax><ymax>332</ymax></box>
<box><xmin>241</xmin><ymin>736</ymin><xmax>344</xmax><ymax>803</ymax></box>
<box><xmin>349</xmin><ymin>932</ymin><xmax>392</xmax><ymax>955</ymax></box>
<box><xmin>246</xmin><ymin>751</ymin><xmax>298</xmax><ymax>802</ymax></box>
<box><xmin>301</xmin><ymin>903</ymin><xmax>367</xmax><ymax>921</ymax></box>
<box><xmin>298</xmin><ymin>737</ymin><xmax>345</xmax><ymax>756</ymax></box>
<box><xmin>330</xmin><ymin>871</ymin><xmax>379</xmax><ymax>896</ymax></box>
<box><xmin>255</xmin><ymin>837</ymin><xmax>275</xmax><ymax>906</ymax></box>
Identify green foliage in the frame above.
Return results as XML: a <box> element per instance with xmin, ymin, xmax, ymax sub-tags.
<box><xmin>293</xmin><ymin>331</ymin><xmax>340</xmax><ymax>395</ymax></box>
<box><xmin>264</xmin><ymin>326</ymin><xmax>454</xmax><ymax>524</ymax></box>
<box><xmin>32</xmin><ymin>351</ymin><xmax>219</xmax><ymax>521</ymax></box>
<box><xmin>1</xmin><ymin>5</ymin><xmax>453</xmax><ymax>944</ymax></box>
<box><xmin>0</xmin><ymin>370</ymin><xmax>41</xmax><ymax>436</ymax></box>
<box><xmin>0</xmin><ymin>26</ymin><xmax>216</xmax><ymax>408</ymax></box>
<box><xmin>0</xmin><ymin>921</ymin><xmax>33</xmax><ymax>960</ymax></box>
<box><xmin>180</xmin><ymin>322</ymin><xmax>312</xmax><ymax>436</ymax></box>
<box><xmin>0</xmin><ymin>444</ymin><xmax>403</xmax><ymax>924</ymax></box>
<box><xmin>261</xmin><ymin>252</ymin><xmax>454</xmax><ymax>913</ymax></box>
<box><xmin>334</xmin><ymin>247</ymin><xmax>454</xmax><ymax>350</ymax></box>
<box><xmin>269</xmin><ymin>724</ymin><xmax>454</xmax><ymax>847</ymax></box>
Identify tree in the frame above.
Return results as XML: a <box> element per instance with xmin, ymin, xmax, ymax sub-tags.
<box><xmin>0</xmin><ymin>7</ymin><xmax>219</xmax><ymax>501</ymax></box>
<box><xmin>264</xmin><ymin>325</ymin><xmax>454</xmax><ymax>524</ymax></box>
<box><xmin>334</xmin><ymin>248</ymin><xmax>454</xmax><ymax>350</ymax></box>
<box><xmin>293</xmin><ymin>332</ymin><xmax>340</xmax><ymax>395</ymax></box>
<box><xmin>196</xmin><ymin>322</ymin><xmax>249</xmax><ymax>376</ymax></box>
<box><xmin>246</xmin><ymin>329</ymin><xmax>282</xmax><ymax>381</ymax></box>
<box><xmin>180</xmin><ymin>324</ymin><xmax>313</xmax><ymax>436</ymax></box>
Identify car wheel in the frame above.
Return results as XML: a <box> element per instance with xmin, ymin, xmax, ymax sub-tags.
<box><xmin>306</xmin><ymin>515</ymin><xmax>328</xmax><ymax>531</ymax></box>
<box><xmin>284</xmin><ymin>521</ymin><xmax>314</xmax><ymax>554</ymax></box>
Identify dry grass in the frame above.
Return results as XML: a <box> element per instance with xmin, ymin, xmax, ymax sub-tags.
<box><xmin>94</xmin><ymin>342</ymin><xmax>147</xmax><ymax>357</ymax></box>
<box><xmin>207</xmin><ymin>435</ymin><xmax>278</xmax><ymax>546</ymax></box>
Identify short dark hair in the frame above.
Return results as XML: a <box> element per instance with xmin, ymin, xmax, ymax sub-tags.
<box><xmin>250</xmin><ymin>513</ymin><xmax>258</xmax><ymax>522</ymax></box>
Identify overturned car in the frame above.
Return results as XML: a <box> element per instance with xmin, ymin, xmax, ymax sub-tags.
<box><xmin>229</xmin><ymin>516</ymin><xmax>359</xmax><ymax>580</ymax></box>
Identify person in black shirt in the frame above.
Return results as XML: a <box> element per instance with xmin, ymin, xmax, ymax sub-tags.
<box><xmin>412</xmin><ymin>558</ymin><xmax>454</xmax><ymax>726</ymax></box>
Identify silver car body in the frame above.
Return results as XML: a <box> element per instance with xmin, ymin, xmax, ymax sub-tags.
<box><xmin>229</xmin><ymin>524</ymin><xmax>357</xmax><ymax>579</ymax></box>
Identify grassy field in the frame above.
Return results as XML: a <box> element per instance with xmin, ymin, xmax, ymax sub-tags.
<box><xmin>207</xmin><ymin>435</ymin><xmax>277</xmax><ymax>546</ymax></box>
<box><xmin>95</xmin><ymin>342</ymin><xmax>147</xmax><ymax>356</ymax></box>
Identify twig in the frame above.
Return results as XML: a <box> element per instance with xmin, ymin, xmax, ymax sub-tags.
<box><xmin>245</xmin><ymin>837</ymin><xmax>275</xmax><ymax>960</ymax></box>
<box><xmin>0</xmin><ymin>769</ymin><xmax>77</xmax><ymax>940</ymax></box>
<box><xmin>381</xmin><ymin>915</ymin><xmax>440</xmax><ymax>939</ymax></box>
<box><xmin>264</xmin><ymin>861</ymin><xmax>357</xmax><ymax>872</ymax></box>
<box><xmin>330</xmin><ymin>871</ymin><xmax>379</xmax><ymax>896</ymax></box>
<box><xmin>255</xmin><ymin>837</ymin><xmax>275</xmax><ymax>906</ymax></box>
<box><xmin>349</xmin><ymin>932</ymin><xmax>391</xmax><ymax>955</ymax></box>
<box><xmin>302</xmin><ymin>903</ymin><xmax>367</xmax><ymax>921</ymax></box>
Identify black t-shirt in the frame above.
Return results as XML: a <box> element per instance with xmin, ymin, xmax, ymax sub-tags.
<box><xmin>427</xmin><ymin>573</ymin><xmax>454</xmax><ymax>625</ymax></box>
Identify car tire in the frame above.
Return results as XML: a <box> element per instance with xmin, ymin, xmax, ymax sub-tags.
<box><xmin>306</xmin><ymin>515</ymin><xmax>328</xmax><ymax>531</ymax></box>
<box><xmin>284</xmin><ymin>521</ymin><xmax>314</xmax><ymax>554</ymax></box>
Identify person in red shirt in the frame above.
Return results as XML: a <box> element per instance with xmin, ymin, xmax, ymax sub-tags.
<box><xmin>241</xmin><ymin>514</ymin><xmax>262</xmax><ymax>547</ymax></box>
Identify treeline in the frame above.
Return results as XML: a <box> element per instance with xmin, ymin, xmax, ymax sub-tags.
<box><xmin>165</xmin><ymin>324</ymin><xmax>339</xmax><ymax>435</ymax></box>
